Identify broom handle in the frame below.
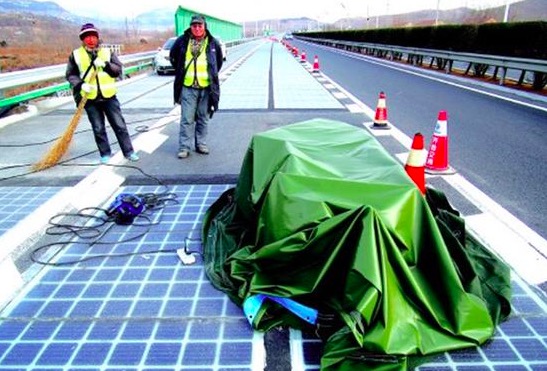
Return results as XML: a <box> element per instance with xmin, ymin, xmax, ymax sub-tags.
<box><xmin>67</xmin><ymin>68</ymin><xmax>98</xmax><ymax>119</ymax></box>
<box><xmin>32</xmin><ymin>68</ymin><xmax>99</xmax><ymax>171</ymax></box>
<box><xmin>78</xmin><ymin>68</ymin><xmax>98</xmax><ymax>108</ymax></box>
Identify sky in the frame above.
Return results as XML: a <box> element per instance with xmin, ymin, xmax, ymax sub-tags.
<box><xmin>40</xmin><ymin>0</ymin><xmax>522</xmax><ymax>23</ymax></box>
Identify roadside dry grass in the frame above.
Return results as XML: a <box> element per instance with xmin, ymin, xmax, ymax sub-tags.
<box><xmin>0</xmin><ymin>32</ymin><xmax>171</xmax><ymax>101</ymax></box>
<box><xmin>1</xmin><ymin>39</ymin><xmax>167</xmax><ymax>73</ymax></box>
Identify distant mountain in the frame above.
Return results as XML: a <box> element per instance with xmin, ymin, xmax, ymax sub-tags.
<box><xmin>0</xmin><ymin>0</ymin><xmax>176</xmax><ymax>46</ymax></box>
<box><xmin>135</xmin><ymin>8</ymin><xmax>177</xmax><ymax>31</ymax></box>
<box><xmin>0</xmin><ymin>0</ymin><xmax>86</xmax><ymax>23</ymax></box>
<box><xmin>0</xmin><ymin>0</ymin><xmax>175</xmax><ymax>31</ymax></box>
<box><xmin>332</xmin><ymin>0</ymin><xmax>547</xmax><ymax>30</ymax></box>
<box><xmin>1</xmin><ymin>0</ymin><xmax>544</xmax><ymax>43</ymax></box>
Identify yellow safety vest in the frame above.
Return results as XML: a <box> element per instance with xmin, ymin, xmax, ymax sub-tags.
<box><xmin>183</xmin><ymin>38</ymin><xmax>210</xmax><ymax>88</ymax></box>
<box><xmin>73</xmin><ymin>46</ymin><xmax>117</xmax><ymax>99</ymax></box>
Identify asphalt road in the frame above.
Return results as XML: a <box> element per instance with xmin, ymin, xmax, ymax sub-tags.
<box><xmin>292</xmin><ymin>39</ymin><xmax>547</xmax><ymax>243</ymax></box>
<box><xmin>1</xmin><ymin>36</ymin><xmax>546</xmax><ymax>371</ymax></box>
<box><xmin>1</xmin><ymin>37</ymin><xmax>546</xmax><ymax>275</ymax></box>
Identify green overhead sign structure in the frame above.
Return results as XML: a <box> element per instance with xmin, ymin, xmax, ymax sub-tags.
<box><xmin>174</xmin><ymin>6</ymin><xmax>243</xmax><ymax>42</ymax></box>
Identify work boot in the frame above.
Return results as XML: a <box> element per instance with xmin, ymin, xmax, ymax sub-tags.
<box><xmin>196</xmin><ymin>144</ymin><xmax>209</xmax><ymax>155</ymax></box>
<box><xmin>177</xmin><ymin>150</ymin><xmax>189</xmax><ymax>159</ymax></box>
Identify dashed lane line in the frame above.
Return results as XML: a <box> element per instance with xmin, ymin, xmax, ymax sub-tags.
<box><xmin>305</xmin><ymin>61</ymin><xmax>547</xmax><ymax>286</ymax></box>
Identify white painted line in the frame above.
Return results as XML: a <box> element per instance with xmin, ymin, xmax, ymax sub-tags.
<box><xmin>323</xmin><ymin>83</ymin><xmax>336</xmax><ymax>89</ymax></box>
<box><xmin>289</xmin><ymin>328</ymin><xmax>306</xmax><ymax>371</ymax></box>
<box><xmin>133</xmin><ymin>132</ymin><xmax>168</xmax><ymax>154</ymax></box>
<box><xmin>466</xmin><ymin>213</ymin><xmax>547</xmax><ymax>284</ymax></box>
<box><xmin>316</xmin><ymin>62</ymin><xmax>547</xmax><ymax>286</ymax></box>
<box><xmin>397</xmin><ymin>149</ymin><xmax>546</xmax><ymax>283</ymax></box>
<box><xmin>395</xmin><ymin>152</ymin><xmax>407</xmax><ymax>164</ymax></box>
<box><xmin>333</xmin><ymin>92</ymin><xmax>346</xmax><ymax>99</ymax></box>
<box><xmin>0</xmin><ymin>258</ymin><xmax>24</xmax><ymax>309</ymax></box>
<box><xmin>70</xmin><ymin>166</ymin><xmax>125</xmax><ymax>211</ymax></box>
<box><xmin>252</xmin><ymin>331</ymin><xmax>267</xmax><ymax>370</ymax></box>
<box><xmin>512</xmin><ymin>273</ymin><xmax>547</xmax><ymax>312</ymax></box>
<box><xmin>449</xmin><ymin>174</ymin><xmax>547</xmax><ymax>259</ymax></box>
<box><xmin>0</xmin><ymin>187</ymin><xmax>75</xmax><ymax>262</ymax></box>
<box><xmin>345</xmin><ymin>103</ymin><xmax>364</xmax><ymax>113</ymax></box>
<box><xmin>317</xmin><ymin>43</ymin><xmax>547</xmax><ymax>112</ymax></box>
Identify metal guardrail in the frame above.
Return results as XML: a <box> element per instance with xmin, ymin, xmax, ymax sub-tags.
<box><xmin>299</xmin><ymin>36</ymin><xmax>547</xmax><ymax>89</ymax></box>
<box><xmin>0</xmin><ymin>51</ymin><xmax>156</xmax><ymax>109</ymax></box>
<box><xmin>0</xmin><ymin>39</ymin><xmax>249</xmax><ymax>110</ymax></box>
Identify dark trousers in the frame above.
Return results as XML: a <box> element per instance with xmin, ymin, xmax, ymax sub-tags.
<box><xmin>84</xmin><ymin>96</ymin><xmax>134</xmax><ymax>157</ymax></box>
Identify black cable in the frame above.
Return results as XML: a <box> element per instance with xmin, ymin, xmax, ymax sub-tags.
<box><xmin>30</xmin><ymin>190</ymin><xmax>182</xmax><ymax>266</ymax></box>
<box><xmin>183</xmin><ymin>236</ymin><xmax>204</xmax><ymax>257</ymax></box>
<box><xmin>45</xmin><ymin>207</ymin><xmax>109</xmax><ymax>239</ymax></box>
<box><xmin>0</xmin><ymin>111</ymin><xmax>181</xmax><ymax>182</ymax></box>
<box><xmin>0</xmin><ymin>113</ymin><xmax>180</xmax><ymax>148</ymax></box>
<box><xmin>0</xmin><ymin>157</ymin><xmax>169</xmax><ymax>185</ymax></box>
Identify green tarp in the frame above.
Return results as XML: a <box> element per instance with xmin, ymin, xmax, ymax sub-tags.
<box><xmin>202</xmin><ymin>119</ymin><xmax>511</xmax><ymax>370</ymax></box>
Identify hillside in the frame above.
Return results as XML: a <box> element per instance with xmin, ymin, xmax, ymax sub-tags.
<box><xmin>332</xmin><ymin>0</ymin><xmax>547</xmax><ymax>30</ymax></box>
<box><xmin>1</xmin><ymin>0</ymin><xmax>545</xmax><ymax>72</ymax></box>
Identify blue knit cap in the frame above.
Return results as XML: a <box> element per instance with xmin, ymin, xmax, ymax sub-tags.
<box><xmin>79</xmin><ymin>23</ymin><xmax>99</xmax><ymax>40</ymax></box>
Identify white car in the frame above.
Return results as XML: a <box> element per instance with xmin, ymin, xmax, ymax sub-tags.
<box><xmin>153</xmin><ymin>37</ymin><xmax>176</xmax><ymax>75</ymax></box>
<box><xmin>154</xmin><ymin>36</ymin><xmax>226</xmax><ymax>74</ymax></box>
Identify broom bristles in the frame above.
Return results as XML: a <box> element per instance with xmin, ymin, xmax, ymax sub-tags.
<box><xmin>32</xmin><ymin>100</ymin><xmax>87</xmax><ymax>171</ymax></box>
<box><xmin>33</xmin><ymin>70</ymin><xmax>97</xmax><ymax>171</ymax></box>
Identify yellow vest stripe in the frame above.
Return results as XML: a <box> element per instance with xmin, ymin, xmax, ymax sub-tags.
<box><xmin>183</xmin><ymin>38</ymin><xmax>210</xmax><ymax>88</ymax></box>
<box><xmin>73</xmin><ymin>47</ymin><xmax>117</xmax><ymax>99</ymax></box>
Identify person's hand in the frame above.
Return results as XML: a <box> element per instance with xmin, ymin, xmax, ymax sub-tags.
<box><xmin>81</xmin><ymin>83</ymin><xmax>95</xmax><ymax>93</ymax></box>
<box><xmin>94</xmin><ymin>58</ymin><xmax>106</xmax><ymax>68</ymax></box>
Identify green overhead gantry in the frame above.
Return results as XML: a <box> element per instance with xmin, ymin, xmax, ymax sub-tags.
<box><xmin>174</xmin><ymin>6</ymin><xmax>243</xmax><ymax>42</ymax></box>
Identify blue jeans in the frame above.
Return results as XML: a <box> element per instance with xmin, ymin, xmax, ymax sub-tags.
<box><xmin>84</xmin><ymin>97</ymin><xmax>134</xmax><ymax>157</ymax></box>
<box><xmin>179</xmin><ymin>87</ymin><xmax>210</xmax><ymax>151</ymax></box>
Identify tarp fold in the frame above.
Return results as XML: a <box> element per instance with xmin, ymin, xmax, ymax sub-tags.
<box><xmin>202</xmin><ymin>119</ymin><xmax>511</xmax><ymax>370</ymax></box>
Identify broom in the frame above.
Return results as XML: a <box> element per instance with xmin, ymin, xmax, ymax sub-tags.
<box><xmin>33</xmin><ymin>69</ymin><xmax>98</xmax><ymax>171</ymax></box>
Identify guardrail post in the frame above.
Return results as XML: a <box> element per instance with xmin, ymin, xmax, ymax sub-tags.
<box><xmin>500</xmin><ymin>67</ymin><xmax>507</xmax><ymax>86</ymax></box>
<box><xmin>445</xmin><ymin>60</ymin><xmax>453</xmax><ymax>74</ymax></box>
<box><xmin>103</xmin><ymin>43</ymin><xmax>122</xmax><ymax>55</ymax></box>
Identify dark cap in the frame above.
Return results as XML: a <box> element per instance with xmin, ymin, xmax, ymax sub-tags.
<box><xmin>190</xmin><ymin>15</ymin><xmax>205</xmax><ymax>24</ymax></box>
<box><xmin>79</xmin><ymin>23</ymin><xmax>99</xmax><ymax>40</ymax></box>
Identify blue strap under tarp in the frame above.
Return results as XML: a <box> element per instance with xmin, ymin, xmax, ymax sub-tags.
<box><xmin>243</xmin><ymin>294</ymin><xmax>318</xmax><ymax>326</ymax></box>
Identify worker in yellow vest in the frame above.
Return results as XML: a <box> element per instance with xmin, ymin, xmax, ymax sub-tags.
<box><xmin>66</xmin><ymin>23</ymin><xmax>139</xmax><ymax>164</ymax></box>
<box><xmin>170</xmin><ymin>14</ymin><xmax>224</xmax><ymax>159</ymax></box>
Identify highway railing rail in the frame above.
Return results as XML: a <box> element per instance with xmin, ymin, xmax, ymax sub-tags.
<box><xmin>0</xmin><ymin>39</ymin><xmax>250</xmax><ymax>111</ymax></box>
<box><xmin>0</xmin><ymin>51</ymin><xmax>156</xmax><ymax>109</ymax></box>
<box><xmin>299</xmin><ymin>36</ymin><xmax>547</xmax><ymax>90</ymax></box>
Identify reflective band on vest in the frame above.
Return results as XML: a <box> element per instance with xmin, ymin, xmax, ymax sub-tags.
<box><xmin>73</xmin><ymin>46</ymin><xmax>117</xmax><ymax>99</ymax></box>
<box><xmin>183</xmin><ymin>38</ymin><xmax>210</xmax><ymax>88</ymax></box>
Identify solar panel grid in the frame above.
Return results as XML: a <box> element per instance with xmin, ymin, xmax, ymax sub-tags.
<box><xmin>0</xmin><ymin>185</ymin><xmax>546</xmax><ymax>369</ymax></box>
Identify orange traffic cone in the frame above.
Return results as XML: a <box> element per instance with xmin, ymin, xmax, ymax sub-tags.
<box><xmin>425</xmin><ymin>110</ymin><xmax>455</xmax><ymax>174</ymax></box>
<box><xmin>312</xmin><ymin>55</ymin><xmax>320</xmax><ymax>73</ymax></box>
<box><xmin>300</xmin><ymin>50</ymin><xmax>307</xmax><ymax>63</ymax></box>
<box><xmin>371</xmin><ymin>91</ymin><xmax>390</xmax><ymax>130</ymax></box>
<box><xmin>405</xmin><ymin>133</ymin><xmax>426</xmax><ymax>194</ymax></box>
<box><xmin>293</xmin><ymin>47</ymin><xmax>299</xmax><ymax>57</ymax></box>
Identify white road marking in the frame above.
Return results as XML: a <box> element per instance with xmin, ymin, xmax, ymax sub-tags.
<box><xmin>314</xmin><ymin>63</ymin><xmax>547</xmax><ymax>285</ymax></box>
<box><xmin>252</xmin><ymin>331</ymin><xmax>267</xmax><ymax>370</ymax></box>
<box><xmin>310</xmin><ymin>41</ymin><xmax>547</xmax><ymax>112</ymax></box>
<box><xmin>133</xmin><ymin>132</ymin><xmax>168</xmax><ymax>154</ymax></box>
<box><xmin>290</xmin><ymin>329</ymin><xmax>306</xmax><ymax>371</ymax></box>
